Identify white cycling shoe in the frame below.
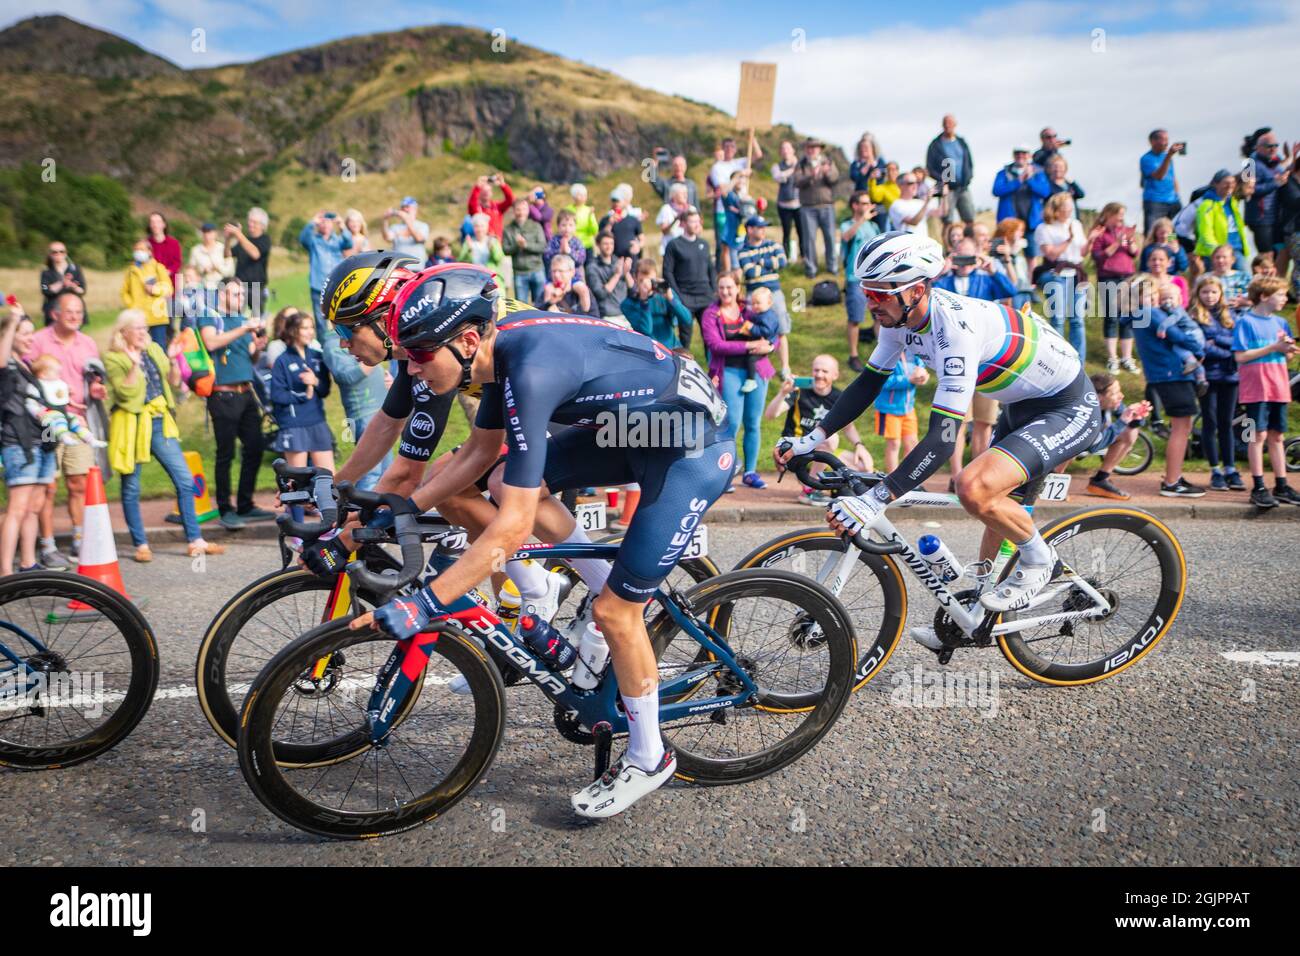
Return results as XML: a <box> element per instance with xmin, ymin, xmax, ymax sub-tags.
<box><xmin>979</xmin><ymin>549</ymin><xmax>1058</xmax><ymax>613</ymax></box>
<box><xmin>521</xmin><ymin>569</ymin><xmax>572</xmax><ymax>625</ymax></box>
<box><xmin>571</xmin><ymin>748</ymin><xmax>677</xmax><ymax>820</ymax></box>
<box><xmin>908</xmin><ymin>626</ymin><xmax>946</xmax><ymax>652</ymax></box>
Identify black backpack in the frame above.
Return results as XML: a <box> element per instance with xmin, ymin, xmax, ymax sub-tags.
<box><xmin>811</xmin><ymin>280</ymin><xmax>841</xmax><ymax>306</ymax></box>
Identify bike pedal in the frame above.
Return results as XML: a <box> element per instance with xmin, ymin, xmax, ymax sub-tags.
<box><xmin>937</xmin><ymin>648</ymin><xmax>954</xmax><ymax>665</ymax></box>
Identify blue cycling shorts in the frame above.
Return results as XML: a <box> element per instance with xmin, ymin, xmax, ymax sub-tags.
<box><xmin>540</xmin><ymin>428</ymin><xmax>736</xmax><ymax>602</ymax></box>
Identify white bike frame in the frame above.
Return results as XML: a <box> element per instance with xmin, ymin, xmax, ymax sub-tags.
<box><xmin>813</xmin><ymin>490</ymin><xmax>1113</xmax><ymax>638</ymax></box>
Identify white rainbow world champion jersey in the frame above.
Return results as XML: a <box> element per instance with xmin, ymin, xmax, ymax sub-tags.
<box><xmin>865</xmin><ymin>287</ymin><xmax>1081</xmax><ymax>424</ymax></box>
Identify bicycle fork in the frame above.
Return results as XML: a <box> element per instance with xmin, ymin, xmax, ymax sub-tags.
<box><xmin>362</xmin><ymin>594</ymin><xmax>507</xmax><ymax>744</ymax></box>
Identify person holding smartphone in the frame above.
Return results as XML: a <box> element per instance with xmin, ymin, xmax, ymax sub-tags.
<box><xmin>765</xmin><ymin>353</ymin><xmax>871</xmax><ymax>504</ymax></box>
<box><xmin>1140</xmin><ymin>129</ymin><xmax>1185</xmax><ymax>232</ymax></box>
<box><xmin>198</xmin><ymin>278</ymin><xmax>270</xmax><ymax>529</ymax></box>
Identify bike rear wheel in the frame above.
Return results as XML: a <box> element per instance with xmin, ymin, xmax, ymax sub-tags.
<box><xmin>733</xmin><ymin>528</ymin><xmax>907</xmax><ymax>692</ymax></box>
<box><xmin>648</xmin><ymin>569</ymin><xmax>856</xmax><ymax>786</ymax></box>
<box><xmin>0</xmin><ymin>572</ymin><xmax>159</xmax><ymax>769</ymax></box>
<box><xmin>997</xmin><ymin>508</ymin><xmax>1185</xmax><ymax>685</ymax></box>
<box><xmin>238</xmin><ymin>618</ymin><xmax>506</xmax><ymax>839</ymax></box>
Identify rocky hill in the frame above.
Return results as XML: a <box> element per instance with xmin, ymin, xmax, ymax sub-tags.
<box><xmin>0</xmin><ymin>14</ymin><xmax>844</xmax><ymax>241</ymax></box>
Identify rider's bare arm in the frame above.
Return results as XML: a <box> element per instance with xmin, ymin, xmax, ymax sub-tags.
<box><xmin>370</xmin><ymin>454</ymin><xmax>427</xmax><ymax>499</ymax></box>
<box><xmin>426</xmin><ymin>482</ymin><xmax>538</xmax><ymax>605</ymax></box>
<box><xmin>409</xmin><ymin>426</ymin><xmax>504</xmax><ymax>513</ymax></box>
<box><xmin>334</xmin><ymin>410</ymin><xmax>403</xmax><ymax>484</ymax></box>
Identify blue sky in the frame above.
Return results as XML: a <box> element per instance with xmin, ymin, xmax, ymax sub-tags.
<box><xmin>0</xmin><ymin>0</ymin><xmax>1271</xmax><ymax>68</ymax></box>
<box><xmin>3</xmin><ymin>1</ymin><xmax>1297</xmax><ymax>213</ymax></box>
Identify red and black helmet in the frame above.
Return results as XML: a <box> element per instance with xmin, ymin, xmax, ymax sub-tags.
<box><xmin>319</xmin><ymin>250</ymin><xmax>422</xmax><ymax>329</ymax></box>
<box><xmin>387</xmin><ymin>263</ymin><xmax>499</xmax><ymax>351</ymax></box>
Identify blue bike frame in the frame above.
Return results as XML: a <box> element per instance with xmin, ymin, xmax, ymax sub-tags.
<box><xmin>0</xmin><ymin>621</ymin><xmax>50</xmax><ymax>700</ymax></box>
<box><xmin>362</xmin><ymin>543</ymin><xmax>757</xmax><ymax>743</ymax></box>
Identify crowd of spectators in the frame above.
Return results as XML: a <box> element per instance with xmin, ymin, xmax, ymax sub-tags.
<box><xmin>4</xmin><ymin>116</ymin><xmax>1299</xmax><ymax>575</ymax></box>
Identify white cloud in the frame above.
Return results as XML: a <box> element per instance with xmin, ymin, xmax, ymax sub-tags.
<box><xmin>603</xmin><ymin>5</ymin><xmax>1300</xmax><ymax>218</ymax></box>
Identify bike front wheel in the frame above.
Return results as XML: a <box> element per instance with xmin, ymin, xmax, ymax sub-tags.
<box><xmin>195</xmin><ymin>564</ymin><xmax>387</xmax><ymax>760</ymax></box>
<box><xmin>733</xmin><ymin>528</ymin><xmax>907</xmax><ymax>692</ymax></box>
<box><xmin>649</xmin><ymin>569</ymin><xmax>857</xmax><ymax>786</ymax></box>
<box><xmin>0</xmin><ymin>572</ymin><xmax>159</xmax><ymax>769</ymax></box>
<box><xmin>996</xmin><ymin>507</ymin><xmax>1186</xmax><ymax>685</ymax></box>
<box><xmin>238</xmin><ymin>618</ymin><xmax>506</xmax><ymax>839</ymax></box>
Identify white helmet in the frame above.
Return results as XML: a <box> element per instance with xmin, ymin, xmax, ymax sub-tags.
<box><xmin>853</xmin><ymin>231</ymin><xmax>945</xmax><ymax>286</ymax></box>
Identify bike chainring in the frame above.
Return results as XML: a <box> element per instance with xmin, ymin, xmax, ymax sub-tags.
<box><xmin>932</xmin><ymin>589</ymin><xmax>990</xmax><ymax>649</ymax></box>
<box><xmin>553</xmin><ymin>703</ymin><xmax>595</xmax><ymax>745</ymax></box>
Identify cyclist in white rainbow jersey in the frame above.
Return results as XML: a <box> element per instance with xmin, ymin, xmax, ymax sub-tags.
<box><xmin>777</xmin><ymin>231</ymin><xmax>1102</xmax><ymax>619</ymax></box>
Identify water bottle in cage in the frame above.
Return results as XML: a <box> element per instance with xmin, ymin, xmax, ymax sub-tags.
<box><xmin>517</xmin><ymin>615</ymin><xmax>577</xmax><ymax>671</ymax></box>
<box><xmin>918</xmin><ymin>534</ymin><xmax>963</xmax><ymax>583</ymax></box>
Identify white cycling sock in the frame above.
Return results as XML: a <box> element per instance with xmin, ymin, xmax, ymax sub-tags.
<box><xmin>562</xmin><ymin>525</ymin><xmax>612</xmax><ymax>595</ymax></box>
<box><xmin>505</xmin><ymin>558</ymin><xmax>550</xmax><ymax>601</ymax></box>
<box><xmin>1016</xmin><ymin>529</ymin><xmax>1052</xmax><ymax>567</ymax></box>
<box><xmin>621</xmin><ymin>689</ymin><xmax>664</xmax><ymax>772</ymax></box>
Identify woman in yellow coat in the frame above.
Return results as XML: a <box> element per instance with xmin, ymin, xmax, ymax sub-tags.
<box><xmin>104</xmin><ymin>309</ymin><xmax>223</xmax><ymax>561</ymax></box>
<box><xmin>121</xmin><ymin>239</ymin><xmax>174</xmax><ymax>350</ymax></box>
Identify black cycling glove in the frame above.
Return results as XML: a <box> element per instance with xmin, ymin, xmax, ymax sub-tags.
<box><xmin>301</xmin><ymin>530</ymin><xmax>350</xmax><ymax>579</ymax></box>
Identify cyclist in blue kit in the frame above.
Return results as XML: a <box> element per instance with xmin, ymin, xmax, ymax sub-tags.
<box><xmin>351</xmin><ymin>263</ymin><xmax>736</xmax><ymax>819</ymax></box>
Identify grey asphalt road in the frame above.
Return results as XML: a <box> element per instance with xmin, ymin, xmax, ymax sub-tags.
<box><xmin>2</xmin><ymin>515</ymin><xmax>1296</xmax><ymax>866</ymax></box>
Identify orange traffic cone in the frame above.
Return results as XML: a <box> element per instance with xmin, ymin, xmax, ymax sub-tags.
<box><xmin>613</xmin><ymin>484</ymin><xmax>641</xmax><ymax>529</ymax></box>
<box><xmin>66</xmin><ymin>466</ymin><xmax>135</xmax><ymax>612</ymax></box>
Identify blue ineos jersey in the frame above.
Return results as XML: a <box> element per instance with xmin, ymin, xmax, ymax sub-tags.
<box><xmin>475</xmin><ymin>311</ymin><xmax>727</xmax><ymax>488</ymax></box>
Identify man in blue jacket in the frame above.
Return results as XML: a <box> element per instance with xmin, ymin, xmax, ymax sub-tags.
<box><xmin>299</xmin><ymin>212</ymin><xmax>353</xmax><ymax>337</ymax></box>
<box><xmin>993</xmin><ymin>147</ymin><xmax>1051</xmax><ymax>263</ymax></box>
<box><xmin>925</xmin><ymin>114</ymin><xmax>975</xmax><ymax>225</ymax></box>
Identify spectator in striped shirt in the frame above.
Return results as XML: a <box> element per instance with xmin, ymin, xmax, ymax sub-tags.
<box><xmin>735</xmin><ymin>215</ymin><xmax>790</xmax><ymax>377</ymax></box>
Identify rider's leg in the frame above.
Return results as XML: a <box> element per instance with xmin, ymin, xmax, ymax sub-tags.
<box><xmin>955</xmin><ymin>451</ymin><xmax>1042</xmax><ymax>565</ymax></box>
<box><xmin>569</xmin><ymin>437</ymin><xmax>734</xmax><ymax>816</ymax></box>
<box><xmin>523</xmin><ymin>430</ymin><xmax>636</xmax><ymax>595</ymax></box>
<box><xmin>591</xmin><ymin>588</ymin><xmax>662</xmax><ymax>770</ymax></box>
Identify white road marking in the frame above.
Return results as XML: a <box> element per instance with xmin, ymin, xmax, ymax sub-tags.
<box><xmin>1221</xmin><ymin>651</ymin><xmax>1300</xmax><ymax>667</ymax></box>
<box><xmin>1</xmin><ymin>673</ymin><xmax>458</xmax><ymax>712</ymax></box>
